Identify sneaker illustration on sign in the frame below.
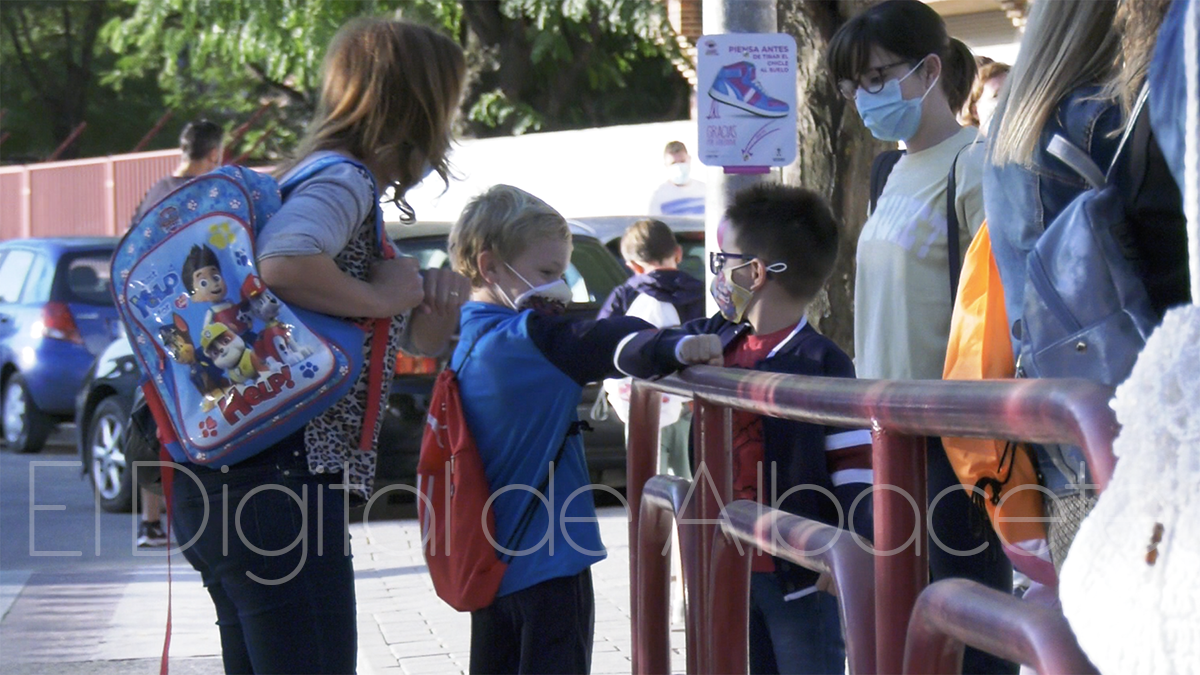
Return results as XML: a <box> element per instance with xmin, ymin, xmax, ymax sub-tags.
<box><xmin>708</xmin><ymin>62</ymin><xmax>789</xmax><ymax>118</ymax></box>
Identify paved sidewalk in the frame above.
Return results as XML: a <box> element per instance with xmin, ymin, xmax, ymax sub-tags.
<box><xmin>352</xmin><ymin>505</ymin><xmax>687</xmax><ymax>675</ymax></box>
<box><xmin>0</xmin><ymin>506</ymin><xmax>686</xmax><ymax>674</ymax></box>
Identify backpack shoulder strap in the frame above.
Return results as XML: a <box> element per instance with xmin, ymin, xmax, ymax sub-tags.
<box><xmin>278</xmin><ymin>154</ymin><xmax>378</xmax><ymax>197</ymax></box>
<box><xmin>945</xmin><ymin>140</ymin><xmax>980</xmax><ymax>300</ymax></box>
<box><xmin>869</xmin><ymin>149</ymin><xmax>905</xmax><ymax>215</ymax></box>
<box><xmin>1047</xmin><ymin>136</ymin><xmax>1107</xmax><ymax>189</ymax></box>
<box><xmin>454</xmin><ymin>319</ymin><xmax>506</xmax><ymax>373</ymax></box>
<box><xmin>1105</xmin><ymin>84</ymin><xmax>1152</xmax><ymax>182</ymax></box>
<box><xmin>276</xmin><ymin>154</ymin><xmax>394</xmax><ymax>258</ymax></box>
<box><xmin>500</xmin><ymin>420</ymin><xmax>593</xmax><ymax>562</ymax></box>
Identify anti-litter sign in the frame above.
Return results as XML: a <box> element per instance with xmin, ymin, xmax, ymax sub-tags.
<box><xmin>697</xmin><ymin>33</ymin><xmax>798</xmax><ymax>170</ymax></box>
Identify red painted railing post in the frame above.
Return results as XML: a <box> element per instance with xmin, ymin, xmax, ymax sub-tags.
<box><xmin>637</xmin><ymin>475</ymin><xmax>700</xmax><ymax>675</ymax></box>
<box><xmin>873</xmin><ymin>429</ymin><xmax>928</xmax><ymax>675</ymax></box>
<box><xmin>636</xmin><ymin>488</ymin><xmax>675</xmax><ymax>674</ymax></box>
<box><xmin>903</xmin><ymin>579</ymin><xmax>1099</xmax><ymax>675</ymax></box>
<box><xmin>627</xmin><ymin>383</ymin><xmax>662</xmax><ymax>674</ymax></box>
<box><xmin>691</xmin><ymin>397</ymin><xmax>731</xmax><ymax>674</ymax></box>
<box><xmin>720</xmin><ymin>501</ymin><xmax>877</xmax><ymax>674</ymax></box>
<box><xmin>708</xmin><ymin>527</ymin><xmax>750</xmax><ymax>674</ymax></box>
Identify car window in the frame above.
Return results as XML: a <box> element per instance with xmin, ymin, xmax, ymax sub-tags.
<box><xmin>60</xmin><ymin>253</ymin><xmax>115</xmax><ymax>306</ymax></box>
<box><xmin>399</xmin><ymin>239</ymin><xmax>453</xmax><ymax>270</ymax></box>
<box><xmin>20</xmin><ymin>253</ymin><xmax>54</xmax><ymax>303</ymax></box>
<box><xmin>0</xmin><ymin>250</ymin><xmax>34</xmax><ymax>303</ymax></box>
<box><xmin>678</xmin><ymin>240</ymin><xmax>706</xmax><ymax>282</ymax></box>
<box><xmin>568</xmin><ymin>240</ymin><xmax>627</xmax><ymax>305</ymax></box>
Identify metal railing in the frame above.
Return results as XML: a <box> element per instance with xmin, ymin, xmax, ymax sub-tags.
<box><xmin>625</xmin><ymin>366</ymin><xmax>1118</xmax><ymax>674</ymax></box>
<box><xmin>902</xmin><ymin>578</ymin><xmax>1097</xmax><ymax>674</ymax></box>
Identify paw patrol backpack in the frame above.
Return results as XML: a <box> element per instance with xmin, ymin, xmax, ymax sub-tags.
<box><xmin>111</xmin><ymin>157</ymin><xmax>394</xmax><ymax>466</ymax></box>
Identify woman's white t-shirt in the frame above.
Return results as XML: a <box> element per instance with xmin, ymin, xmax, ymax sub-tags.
<box><xmin>854</xmin><ymin>126</ymin><xmax>986</xmax><ymax>381</ymax></box>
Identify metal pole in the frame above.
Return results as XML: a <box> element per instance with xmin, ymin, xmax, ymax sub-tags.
<box><xmin>691</xmin><ymin>398</ymin><xmax>731</xmax><ymax>673</ymax></box>
<box><xmin>46</xmin><ymin>122</ymin><xmax>88</xmax><ymax>161</ymax></box>
<box><xmin>132</xmin><ymin>111</ymin><xmax>175</xmax><ymax>153</ymax></box>
<box><xmin>627</xmin><ymin>383</ymin><xmax>662</xmax><ymax>673</ymax></box>
<box><xmin>702</xmin><ymin>0</ymin><xmax>778</xmax><ymax>315</ymax></box>
<box><xmin>222</xmin><ymin>103</ymin><xmax>272</xmax><ymax>164</ymax></box>
<box><xmin>230</xmin><ymin>123</ymin><xmax>276</xmax><ymax>165</ymax></box>
<box><xmin>873</xmin><ymin>430</ymin><xmax>928</xmax><ymax>675</ymax></box>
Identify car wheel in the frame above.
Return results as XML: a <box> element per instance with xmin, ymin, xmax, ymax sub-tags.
<box><xmin>88</xmin><ymin>396</ymin><xmax>133</xmax><ymax>513</ymax></box>
<box><xmin>2</xmin><ymin>374</ymin><xmax>54</xmax><ymax>454</ymax></box>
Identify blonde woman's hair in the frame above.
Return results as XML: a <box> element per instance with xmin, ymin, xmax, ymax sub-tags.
<box><xmin>450</xmin><ymin>185</ymin><xmax>571</xmax><ymax>287</ymax></box>
<box><xmin>1105</xmin><ymin>0</ymin><xmax>1173</xmax><ymax>118</ymax></box>
<box><xmin>277</xmin><ymin>18</ymin><xmax>465</xmax><ymax>222</ymax></box>
<box><xmin>989</xmin><ymin>0</ymin><xmax>1120</xmax><ymax>167</ymax></box>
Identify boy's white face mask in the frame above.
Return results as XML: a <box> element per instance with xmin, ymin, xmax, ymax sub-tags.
<box><xmin>496</xmin><ymin>263</ymin><xmax>573</xmax><ymax>315</ymax></box>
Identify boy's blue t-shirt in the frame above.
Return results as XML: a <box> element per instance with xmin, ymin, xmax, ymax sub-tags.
<box><xmin>452</xmin><ymin>303</ymin><xmax>602</xmax><ymax>597</ymax></box>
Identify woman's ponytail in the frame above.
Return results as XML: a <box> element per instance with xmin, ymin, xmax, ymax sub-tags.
<box><xmin>942</xmin><ymin>38</ymin><xmax>979</xmax><ymax>115</ymax></box>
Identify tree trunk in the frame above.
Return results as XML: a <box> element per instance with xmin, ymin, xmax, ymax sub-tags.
<box><xmin>778</xmin><ymin>0</ymin><xmax>887</xmax><ymax>357</ymax></box>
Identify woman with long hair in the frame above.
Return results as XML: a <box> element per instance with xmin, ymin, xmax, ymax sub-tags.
<box><xmin>827</xmin><ymin>2</ymin><xmax>1015</xmax><ymax>673</ymax></box>
<box><xmin>985</xmin><ymin>0</ymin><xmax>1187</xmax><ymax>572</ymax></box>
<box><xmin>169</xmin><ymin>18</ymin><xmax>470</xmax><ymax>674</ymax></box>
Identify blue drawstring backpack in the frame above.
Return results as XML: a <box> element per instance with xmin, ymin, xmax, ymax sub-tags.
<box><xmin>111</xmin><ymin>156</ymin><xmax>395</xmax><ymax>466</ymax></box>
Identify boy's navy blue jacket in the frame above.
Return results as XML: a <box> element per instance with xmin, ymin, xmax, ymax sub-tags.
<box><xmin>671</xmin><ymin>313</ymin><xmax>874</xmax><ymax>593</ymax></box>
<box><xmin>453</xmin><ymin>302</ymin><xmax>690</xmax><ymax>598</ymax></box>
<box><xmin>597</xmin><ymin>269</ymin><xmax>706</xmax><ymax>323</ymax></box>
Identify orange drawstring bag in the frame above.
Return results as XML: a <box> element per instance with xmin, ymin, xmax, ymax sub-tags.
<box><xmin>943</xmin><ymin>222</ymin><xmax>1054</xmax><ymax>584</ymax></box>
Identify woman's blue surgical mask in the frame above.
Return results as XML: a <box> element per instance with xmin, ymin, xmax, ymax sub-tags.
<box><xmin>854</xmin><ymin>59</ymin><xmax>939</xmax><ymax>142</ymax></box>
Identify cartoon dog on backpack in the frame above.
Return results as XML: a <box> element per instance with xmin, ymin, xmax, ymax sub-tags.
<box><xmin>199</xmin><ymin>321</ymin><xmax>268</xmax><ymax>385</ymax></box>
<box><xmin>159</xmin><ymin>313</ymin><xmax>230</xmax><ymax>410</ymax></box>
<box><xmin>240</xmin><ymin>275</ymin><xmax>312</xmax><ymax>366</ymax></box>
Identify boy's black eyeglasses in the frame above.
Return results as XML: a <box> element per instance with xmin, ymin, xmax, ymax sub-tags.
<box><xmin>709</xmin><ymin>251</ymin><xmax>757</xmax><ymax>275</ymax></box>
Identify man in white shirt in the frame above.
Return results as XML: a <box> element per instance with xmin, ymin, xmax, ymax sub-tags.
<box><xmin>648</xmin><ymin>141</ymin><xmax>706</xmax><ymax>215</ymax></box>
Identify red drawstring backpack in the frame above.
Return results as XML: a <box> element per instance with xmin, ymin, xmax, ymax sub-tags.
<box><xmin>417</xmin><ymin>328</ymin><xmax>581</xmax><ymax>611</ymax></box>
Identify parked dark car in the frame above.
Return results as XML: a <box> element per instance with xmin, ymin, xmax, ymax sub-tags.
<box><xmin>75</xmin><ymin>335</ymin><xmax>140</xmax><ymax>512</ymax></box>
<box><xmin>1</xmin><ymin>238</ymin><xmax>121</xmax><ymax>453</ymax></box>
<box><xmin>378</xmin><ymin>221</ymin><xmax>631</xmax><ymax>490</ymax></box>
<box><xmin>570</xmin><ymin>215</ymin><xmax>706</xmax><ymax>282</ymax></box>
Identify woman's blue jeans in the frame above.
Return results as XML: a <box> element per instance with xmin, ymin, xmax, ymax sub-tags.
<box><xmin>169</xmin><ymin>434</ymin><xmax>357</xmax><ymax>674</ymax></box>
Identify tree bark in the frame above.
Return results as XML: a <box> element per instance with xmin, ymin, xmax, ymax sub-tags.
<box><xmin>778</xmin><ymin>0</ymin><xmax>887</xmax><ymax>356</ymax></box>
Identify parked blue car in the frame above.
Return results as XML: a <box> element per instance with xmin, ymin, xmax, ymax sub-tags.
<box><xmin>1</xmin><ymin>238</ymin><xmax>121</xmax><ymax>453</ymax></box>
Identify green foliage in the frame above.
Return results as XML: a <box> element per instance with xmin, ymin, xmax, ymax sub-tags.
<box><xmin>3</xmin><ymin>0</ymin><xmax>689</xmax><ymax>161</ymax></box>
<box><xmin>104</xmin><ymin>0</ymin><xmax>687</xmax><ymax>143</ymax></box>
<box><xmin>0</xmin><ymin>0</ymin><xmax>169</xmax><ymax>161</ymax></box>
<box><xmin>469</xmin><ymin>89</ymin><xmax>544</xmax><ymax>135</ymax></box>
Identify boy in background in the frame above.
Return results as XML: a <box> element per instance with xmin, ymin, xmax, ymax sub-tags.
<box><xmin>598</xmin><ymin>218</ymin><xmax>704</xmax><ymax>479</ymax></box>
<box><xmin>669</xmin><ymin>184</ymin><xmax>873</xmax><ymax>674</ymax></box>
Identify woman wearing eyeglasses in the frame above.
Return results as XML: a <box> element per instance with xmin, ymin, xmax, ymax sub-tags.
<box><xmin>827</xmin><ymin>3</ymin><xmax>1016</xmax><ymax>674</ymax></box>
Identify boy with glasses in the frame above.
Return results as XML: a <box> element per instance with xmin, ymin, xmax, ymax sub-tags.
<box><xmin>669</xmin><ymin>184</ymin><xmax>873</xmax><ymax>674</ymax></box>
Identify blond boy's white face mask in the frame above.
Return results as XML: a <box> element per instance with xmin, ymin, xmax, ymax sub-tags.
<box><xmin>495</xmin><ymin>263</ymin><xmax>572</xmax><ymax>315</ymax></box>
